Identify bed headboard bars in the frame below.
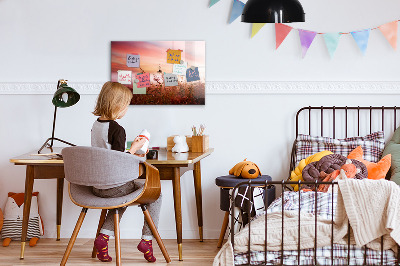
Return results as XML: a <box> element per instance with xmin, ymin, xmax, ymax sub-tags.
<box><xmin>290</xmin><ymin>106</ymin><xmax>400</xmax><ymax>180</ymax></box>
<box><xmin>296</xmin><ymin>106</ymin><xmax>399</xmax><ymax>138</ymax></box>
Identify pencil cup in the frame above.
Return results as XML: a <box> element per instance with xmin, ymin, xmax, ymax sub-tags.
<box><xmin>191</xmin><ymin>135</ymin><xmax>209</xmax><ymax>153</ymax></box>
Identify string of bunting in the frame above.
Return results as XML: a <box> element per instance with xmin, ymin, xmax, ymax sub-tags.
<box><xmin>209</xmin><ymin>0</ymin><xmax>399</xmax><ymax>58</ymax></box>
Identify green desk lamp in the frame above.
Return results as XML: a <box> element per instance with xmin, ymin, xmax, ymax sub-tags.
<box><xmin>38</xmin><ymin>79</ymin><xmax>80</xmax><ymax>154</ymax></box>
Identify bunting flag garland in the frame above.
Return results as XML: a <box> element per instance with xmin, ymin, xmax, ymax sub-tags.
<box><xmin>298</xmin><ymin>30</ymin><xmax>317</xmax><ymax>58</ymax></box>
<box><xmin>275</xmin><ymin>23</ymin><xmax>293</xmax><ymax>49</ymax></box>
<box><xmin>251</xmin><ymin>23</ymin><xmax>266</xmax><ymax>38</ymax></box>
<box><xmin>378</xmin><ymin>21</ymin><xmax>398</xmax><ymax>50</ymax></box>
<box><xmin>323</xmin><ymin>33</ymin><xmax>341</xmax><ymax>58</ymax></box>
<box><xmin>229</xmin><ymin>0</ymin><xmax>245</xmax><ymax>24</ymax></box>
<box><xmin>209</xmin><ymin>0</ymin><xmax>220</xmax><ymax>7</ymax></box>
<box><xmin>207</xmin><ymin>3</ymin><xmax>400</xmax><ymax>57</ymax></box>
<box><xmin>351</xmin><ymin>29</ymin><xmax>370</xmax><ymax>55</ymax></box>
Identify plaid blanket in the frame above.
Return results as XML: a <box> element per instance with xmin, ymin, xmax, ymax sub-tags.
<box><xmin>266</xmin><ymin>190</ymin><xmax>336</xmax><ymax>220</ymax></box>
<box><xmin>234</xmin><ymin>191</ymin><xmax>397</xmax><ymax>265</ymax></box>
<box><xmin>235</xmin><ymin>244</ymin><xmax>397</xmax><ymax>265</ymax></box>
<box><xmin>235</xmin><ymin>186</ymin><xmax>266</xmax><ymax>224</ymax></box>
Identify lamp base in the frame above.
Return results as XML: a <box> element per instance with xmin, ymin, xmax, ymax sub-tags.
<box><xmin>38</xmin><ymin>137</ymin><xmax>76</xmax><ymax>154</ymax></box>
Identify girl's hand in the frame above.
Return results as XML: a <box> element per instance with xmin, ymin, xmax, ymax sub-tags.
<box><xmin>134</xmin><ymin>148</ymin><xmax>149</xmax><ymax>157</ymax></box>
<box><xmin>129</xmin><ymin>137</ymin><xmax>147</xmax><ymax>155</ymax></box>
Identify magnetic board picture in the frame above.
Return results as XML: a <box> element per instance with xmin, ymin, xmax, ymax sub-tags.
<box><xmin>111</xmin><ymin>41</ymin><xmax>205</xmax><ymax>105</ymax></box>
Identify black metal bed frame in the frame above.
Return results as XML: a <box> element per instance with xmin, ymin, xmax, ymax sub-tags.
<box><xmin>230</xmin><ymin>106</ymin><xmax>400</xmax><ymax>266</ymax></box>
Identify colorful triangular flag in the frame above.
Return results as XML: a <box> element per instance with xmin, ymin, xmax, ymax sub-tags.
<box><xmin>209</xmin><ymin>0</ymin><xmax>220</xmax><ymax>7</ymax></box>
<box><xmin>351</xmin><ymin>29</ymin><xmax>370</xmax><ymax>55</ymax></box>
<box><xmin>378</xmin><ymin>21</ymin><xmax>398</xmax><ymax>50</ymax></box>
<box><xmin>251</xmin><ymin>23</ymin><xmax>266</xmax><ymax>38</ymax></box>
<box><xmin>298</xmin><ymin>29</ymin><xmax>317</xmax><ymax>58</ymax></box>
<box><xmin>229</xmin><ymin>0</ymin><xmax>245</xmax><ymax>24</ymax></box>
<box><xmin>323</xmin><ymin>33</ymin><xmax>341</xmax><ymax>58</ymax></box>
<box><xmin>275</xmin><ymin>23</ymin><xmax>293</xmax><ymax>49</ymax></box>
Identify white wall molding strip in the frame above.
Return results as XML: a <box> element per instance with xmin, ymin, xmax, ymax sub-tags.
<box><xmin>0</xmin><ymin>81</ymin><xmax>400</xmax><ymax>95</ymax></box>
<box><xmin>207</xmin><ymin>81</ymin><xmax>400</xmax><ymax>94</ymax></box>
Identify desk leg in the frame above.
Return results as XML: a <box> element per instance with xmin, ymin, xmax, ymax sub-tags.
<box><xmin>20</xmin><ymin>165</ymin><xmax>35</xmax><ymax>259</ymax></box>
<box><xmin>56</xmin><ymin>178</ymin><xmax>64</xmax><ymax>241</ymax></box>
<box><xmin>172</xmin><ymin>167</ymin><xmax>183</xmax><ymax>261</ymax></box>
<box><xmin>193</xmin><ymin>161</ymin><xmax>203</xmax><ymax>242</ymax></box>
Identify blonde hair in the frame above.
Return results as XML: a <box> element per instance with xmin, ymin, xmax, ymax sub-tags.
<box><xmin>93</xmin><ymin>82</ymin><xmax>133</xmax><ymax>120</ymax></box>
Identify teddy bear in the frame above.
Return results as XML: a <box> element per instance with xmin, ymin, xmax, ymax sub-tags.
<box><xmin>229</xmin><ymin>159</ymin><xmax>261</xmax><ymax>179</ymax></box>
<box><xmin>1</xmin><ymin>192</ymin><xmax>43</xmax><ymax>247</ymax></box>
<box><xmin>172</xmin><ymin>135</ymin><xmax>189</xmax><ymax>153</ymax></box>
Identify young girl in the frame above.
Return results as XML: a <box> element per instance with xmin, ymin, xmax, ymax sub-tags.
<box><xmin>91</xmin><ymin>81</ymin><xmax>162</xmax><ymax>263</ymax></box>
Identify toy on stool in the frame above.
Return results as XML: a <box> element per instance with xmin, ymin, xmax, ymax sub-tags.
<box><xmin>229</xmin><ymin>159</ymin><xmax>261</xmax><ymax>179</ymax></box>
<box><xmin>1</xmin><ymin>192</ymin><xmax>44</xmax><ymax>247</ymax></box>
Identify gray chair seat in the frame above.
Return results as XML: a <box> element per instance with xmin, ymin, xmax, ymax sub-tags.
<box><xmin>69</xmin><ymin>180</ymin><xmax>145</xmax><ymax>208</ymax></box>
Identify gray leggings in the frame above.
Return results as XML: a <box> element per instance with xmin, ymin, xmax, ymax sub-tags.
<box><xmin>92</xmin><ymin>180</ymin><xmax>162</xmax><ymax>240</ymax></box>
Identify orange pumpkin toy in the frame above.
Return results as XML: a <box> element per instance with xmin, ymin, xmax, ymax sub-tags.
<box><xmin>229</xmin><ymin>159</ymin><xmax>261</xmax><ymax>179</ymax></box>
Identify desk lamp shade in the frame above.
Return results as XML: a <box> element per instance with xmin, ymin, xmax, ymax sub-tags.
<box><xmin>38</xmin><ymin>80</ymin><xmax>80</xmax><ymax>154</ymax></box>
<box><xmin>52</xmin><ymin>84</ymin><xmax>80</xmax><ymax>108</ymax></box>
<box><xmin>241</xmin><ymin>0</ymin><xmax>305</xmax><ymax>23</ymax></box>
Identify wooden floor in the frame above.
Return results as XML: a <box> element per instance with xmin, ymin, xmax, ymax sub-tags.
<box><xmin>0</xmin><ymin>239</ymin><xmax>221</xmax><ymax>265</ymax></box>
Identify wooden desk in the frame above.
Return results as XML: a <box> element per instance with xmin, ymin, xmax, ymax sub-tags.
<box><xmin>10</xmin><ymin>147</ymin><xmax>213</xmax><ymax>261</ymax></box>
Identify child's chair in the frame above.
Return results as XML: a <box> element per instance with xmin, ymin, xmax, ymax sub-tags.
<box><xmin>60</xmin><ymin>146</ymin><xmax>171</xmax><ymax>265</ymax></box>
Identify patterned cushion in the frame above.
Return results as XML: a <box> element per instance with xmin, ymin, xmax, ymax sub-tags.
<box><xmin>295</xmin><ymin>131</ymin><xmax>385</xmax><ymax>166</ymax></box>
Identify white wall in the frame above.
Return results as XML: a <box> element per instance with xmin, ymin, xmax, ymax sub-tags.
<box><xmin>1</xmin><ymin>0</ymin><xmax>400</xmax><ymax>240</ymax></box>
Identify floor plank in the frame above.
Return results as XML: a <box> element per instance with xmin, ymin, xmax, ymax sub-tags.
<box><xmin>0</xmin><ymin>239</ymin><xmax>221</xmax><ymax>265</ymax></box>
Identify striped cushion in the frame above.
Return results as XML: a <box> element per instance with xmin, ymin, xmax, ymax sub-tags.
<box><xmin>1</xmin><ymin>217</ymin><xmax>40</xmax><ymax>240</ymax></box>
<box><xmin>295</xmin><ymin>131</ymin><xmax>385</xmax><ymax>167</ymax></box>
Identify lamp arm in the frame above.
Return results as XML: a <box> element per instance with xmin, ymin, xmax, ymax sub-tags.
<box><xmin>50</xmin><ymin>105</ymin><xmax>57</xmax><ymax>148</ymax></box>
<box><xmin>50</xmin><ymin>79</ymin><xmax>61</xmax><ymax>148</ymax></box>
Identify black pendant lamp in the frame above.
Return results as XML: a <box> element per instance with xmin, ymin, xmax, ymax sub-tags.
<box><xmin>242</xmin><ymin>0</ymin><xmax>305</xmax><ymax>23</ymax></box>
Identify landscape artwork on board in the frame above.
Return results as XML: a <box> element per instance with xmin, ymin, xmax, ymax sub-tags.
<box><xmin>111</xmin><ymin>41</ymin><xmax>205</xmax><ymax>105</ymax></box>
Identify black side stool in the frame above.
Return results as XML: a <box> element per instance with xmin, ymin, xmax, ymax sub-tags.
<box><xmin>215</xmin><ymin>175</ymin><xmax>275</xmax><ymax>248</ymax></box>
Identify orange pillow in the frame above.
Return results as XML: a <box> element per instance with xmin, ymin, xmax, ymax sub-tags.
<box><xmin>347</xmin><ymin>146</ymin><xmax>391</xmax><ymax>180</ymax></box>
